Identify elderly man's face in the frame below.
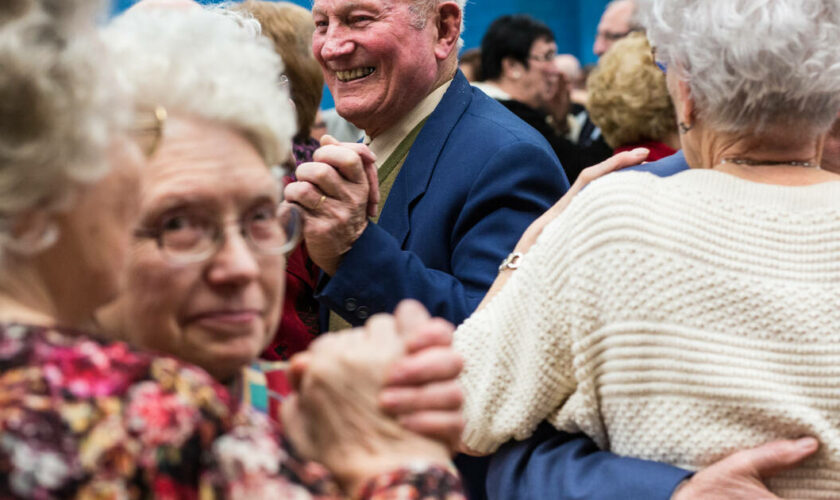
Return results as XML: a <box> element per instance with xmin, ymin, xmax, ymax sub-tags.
<box><xmin>593</xmin><ymin>0</ymin><xmax>635</xmax><ymax>57</ymax></box>
<box><xmin>312</xmin><ymin>0</ymin><xmax>441</xmax><ymax>137</ymax></box>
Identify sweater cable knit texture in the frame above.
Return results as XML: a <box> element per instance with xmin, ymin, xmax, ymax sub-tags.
<box><xmin>455</xmin><ymin>169</ymin><xmax>840</xmax><ymax>499</ymax></box>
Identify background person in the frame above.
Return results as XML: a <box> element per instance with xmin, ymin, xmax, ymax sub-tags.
<box><xmin>554</xmin><ymin>53</ymin><xmax>587</xmax><ymax>107</ymax></box>
<box><xmin>592</xmin><ymin>0</ymin><xmax>639</xmax><ymax>58</ymax></box>
<box><xmin>475</xmin><ymin>14</ymin><xmax>590</xmax><ymax>182</ymax></box>
<box><xmin>586</xmin><ymin>32</ymin><xmax>678</xmax><ymax>160</ymax></box>
<box><xmin>458</xmin><ymin>47</ymin><xmax>482</xmax><ymax>82</ymax></box>
<box><xmin>457</xmin><ymin>0</ymin><xmax>840</xmax><ymax>498</ymax></box>
<box><xmin>575</xmin><ymin>0</ymin><xmax>640</xmax><ymax>166</ymax></box>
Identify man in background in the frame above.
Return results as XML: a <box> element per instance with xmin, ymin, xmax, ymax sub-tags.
<box><xmin>575</xmin><ymin>0</ymin><xmax>640</xmax><ymax>162</ymax></box>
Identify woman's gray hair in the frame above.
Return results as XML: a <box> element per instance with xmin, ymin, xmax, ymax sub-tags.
<box><xmin>102</xmin><ymin>6</ymin><xmax>295</xmax><ymax>167</ymax></box>
<box><xmin>0</xmin><ymin>0</ymin><xmax>123</xmax><ymax>233</ymax></box>
<box><xmin>639</xmin><ymin>0</ymin><xmax>840</xmax><ymax>134</ymax></box>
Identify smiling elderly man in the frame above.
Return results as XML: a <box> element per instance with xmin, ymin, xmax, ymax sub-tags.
<box><xmin>284</xmin><ymin>0</ymin><xmax>568</xmax><ymax>334</ymax></box>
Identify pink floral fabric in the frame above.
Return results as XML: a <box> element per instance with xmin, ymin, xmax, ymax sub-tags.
<box><xmin>0</xmin><ymin>323</ymin><xmax>462</xmax><ymax>499</ymax></box>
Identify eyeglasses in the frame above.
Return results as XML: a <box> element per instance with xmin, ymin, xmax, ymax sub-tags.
<box><xmin>134</xmin><ymin>202</ymin><xmax>302</xmax><ymax>265</ymax></box>
<box><xmin>528</xmin><ymin>51</ymin><xmax>557</xmax><ymax>63</ymax></box>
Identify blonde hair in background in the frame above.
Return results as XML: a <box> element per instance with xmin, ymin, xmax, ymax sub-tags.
<box><xmin>586</xmin><ymin>32</ymin><xmax>676</xmax><ymax>149</ymax></box>
<box><xmin>235</xmin><ymin>1</ymin><xmax>323</xmax><ymax>139</ymax></box>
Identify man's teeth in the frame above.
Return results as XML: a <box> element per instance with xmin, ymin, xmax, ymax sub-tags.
<box><xmin>336</xmin><ymin>67</ymin><xmax>375</xmax><ymax>82</ymax></box>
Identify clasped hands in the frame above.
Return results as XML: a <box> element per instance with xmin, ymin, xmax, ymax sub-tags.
<box><xmin>281</xmin><ymin>300</ymin><xmax>464</xmax><ymax>496</ymax></box>
<box><xmin>283</xmin><ymin>135</ymin><xmax>379</xmax><ymax>276</ymax></box>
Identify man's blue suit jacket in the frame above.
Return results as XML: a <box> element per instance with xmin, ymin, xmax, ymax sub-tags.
<box><xmin>316</xmin><ymin>71</ymin><xmax>569</xmax><ymax>328</ymax></box>
<box><xmin>487</xmin><ymin>150</ymin><xmax>693</xmax><ymax>500</ymax></box>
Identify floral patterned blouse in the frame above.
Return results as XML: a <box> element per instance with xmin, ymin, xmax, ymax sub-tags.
<box><xmin>0</xmin><ymin>323</ymin><xmax>464</xmax><ymax>499</ymax></box>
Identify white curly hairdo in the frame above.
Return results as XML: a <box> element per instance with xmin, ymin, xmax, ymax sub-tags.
<box><xmin>0</xmin><ymin>0</ymin><xmax>123</xmax><ymax>235</ymax></box>
<box><xmin>639</xmin><ymin>0</ymin><xmax>840</xmax><ymax>134</ymax></box>
<box><xmin>102</xmin><ymin>6</ymin><xmax>295</xmax><ymax>167</ymax></box>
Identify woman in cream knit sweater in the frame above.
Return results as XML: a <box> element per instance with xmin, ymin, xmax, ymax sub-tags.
<box><xmin>454</xmin><ymin>0</ymin><xmax>840</xmax><ymax>497</ymax></box>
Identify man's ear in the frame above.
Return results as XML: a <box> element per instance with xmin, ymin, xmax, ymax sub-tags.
<box><xmin>433</xmin><ymin>1</ymin><xmax>461</xmax><ymax>61</ymax></box>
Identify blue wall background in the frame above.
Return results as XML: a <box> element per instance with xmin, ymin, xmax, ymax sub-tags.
<box><xmin>112</xmin><ymin>0</ymin><xmax>611</xmax><ymax>108</ymax></box>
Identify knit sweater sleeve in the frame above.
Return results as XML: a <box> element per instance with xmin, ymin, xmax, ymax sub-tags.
<box><xmin>454</xmin><ymin>186</ymin><xmax>600</xmax><ymax>455</ymax></box>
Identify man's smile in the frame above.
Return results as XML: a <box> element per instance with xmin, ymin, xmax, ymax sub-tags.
<box><xmin>335</xmin><ymin>66</ymin><xmax>376</xmax><ymax>82</ymax></box>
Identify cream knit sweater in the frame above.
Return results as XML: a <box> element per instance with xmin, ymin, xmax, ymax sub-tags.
<box><xmin>455</xmin><ymin>169</ymin><xmax>840</xmax><ymax>498</ymax></box>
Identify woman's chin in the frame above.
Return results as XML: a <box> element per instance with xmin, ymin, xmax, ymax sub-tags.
<box><xmin>199</xmin><ymin>346</ymin><xmax>263</xmax><ymax>383</ymax></box>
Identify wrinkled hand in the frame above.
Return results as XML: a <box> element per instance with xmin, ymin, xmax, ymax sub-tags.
<box><xmin>379</xmin><ymin>301</ymin><xmax>464</xmax><ymax>452</ymax></box>
<box><xmin>283</xmin><ymin>134</ymin><xmax>379</xmax><ymax>275</ymax></box>
<box><xmin>671</xmin><ymin>438</ymin><xmax>819</xmax><ymax>500</ymax></box>
<box><xmin>515</xmin><ymin>147</ymin><xmax>650</xmax><ymax>254</ymax></box>
<box><xmin>281</xmin><ymin>307</ymin><xmax>452</xmax><ymax>495</ymax></box>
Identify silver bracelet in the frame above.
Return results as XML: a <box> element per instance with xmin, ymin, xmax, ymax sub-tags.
<box><xmin>498</xmin><ymin>252</ymin><xmax>524</xmax><ymax>272</ymax></box>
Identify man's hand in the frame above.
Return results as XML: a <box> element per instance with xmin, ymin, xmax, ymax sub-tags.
<box><xmin>283</xmin><ymin>135</ymin><xmax>379</xmax><ymax>275</ymax></box>
<box><xmin>379</xmin><ymin>300</ymin><xmax>464</xmax><ymax>452</ymax></box>
<box><xmin>672</xmin><ymin>438</ymin><xmax>819</xmax><ymax>499</ymax></box>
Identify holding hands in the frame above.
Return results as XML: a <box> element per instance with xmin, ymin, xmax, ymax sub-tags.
<box><xmin>281</xmin><ymin>301</ymin><xmax>463</xmax><ymax>495</ymax></box>
<box><xmin>284</xmin><ymin>135</ymin><xmax>379</xmax><ymax>275</ymax></box>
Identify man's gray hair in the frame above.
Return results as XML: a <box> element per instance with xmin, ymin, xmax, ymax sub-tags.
<box><xmin>607</xmin><ymin>0</ymin><xmax>642</xmax><ymax>31</ymax></box>
<box><xmin>0</xmin><ymin>0</ymin><xmax>125</xmax><ymax>236</ymax></box>
<box><xmin>640</xmin><ymin>0</ymin><xmax>840</xmax><ymax>134</ymax></box>
<box><xmin>408</xmin><ymin>0</ymin><xmax>466</xmax><ymax>49</ymax></box>
<box><xmin>102</xmin><ymin>5</ymin><xmax>296</xmax><ymax>167</ymax></box>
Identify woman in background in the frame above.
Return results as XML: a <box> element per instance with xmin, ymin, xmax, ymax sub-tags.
<box><xmin>476</xmin><ymin>14</ymin><xmax>591</xmax><ymax>182</ymax></box>
<box><xmin>587</xmin><ymin>31</ymin><xmax>679</xmax><ymax>161</ymax></box>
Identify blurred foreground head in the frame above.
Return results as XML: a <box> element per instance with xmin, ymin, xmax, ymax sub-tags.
<box><xmin>0</xmin><ymin>0</ymin><xmax>142</xmax><ymax>325</ymax></box>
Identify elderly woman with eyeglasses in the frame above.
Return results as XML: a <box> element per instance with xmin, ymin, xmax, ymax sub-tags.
<box><xmin>453</xmin><ymin>0</ymin><xmax>840</xmax><ymax>497</ymax></box>
<box><xmin>0</xmin><ymin>1</ymin><xmax>465</xmax><ymax>498</ymax></box>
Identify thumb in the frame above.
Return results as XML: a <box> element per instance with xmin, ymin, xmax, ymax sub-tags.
<box><xmin>733</xmin><ymin>437</ymin><xmax>819</xmax><ymax>480</ymax></box>
<box><xmin>394</xmin><ymin>299</ymin><xmax>432</xmax><ymax>339</ymax></box>
<box><xmin>319</xmin><ymin>134</ymin><xmax>340</xmax><ymax>147</ymax></box>
<box><xmin>288</xmin><ymin>352</ymin><xmax>312</xmax><ymax>391</ymax></box>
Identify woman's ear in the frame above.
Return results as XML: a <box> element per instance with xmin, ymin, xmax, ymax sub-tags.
<box><xmin>0</xmin><ymin>209</ymin><xmax>59</xmax><ymax>256</ymax></box>
<box><xmin>673</xmin><ymin>77</ymin><xmax>696</xmax><ymax>131</ymax></box>
<box><xmin>502</xmin><ymin>57</ymin><xmax>524</xmax><ymax>80</ymax></box>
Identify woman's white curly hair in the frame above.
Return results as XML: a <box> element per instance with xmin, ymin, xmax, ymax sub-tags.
<box><xmin>639</xmin><ymin>0</ymin><xmax>840</xmax><ymax>134</ymax></box>
<box><xmin>102</xmin><ymin>5</ymin><xmax>296</xmax><ymax>167</ymax></box>
<box><xmin>0</xmin><ymin>0</ymin><xmax>124</xmax><ymax>234</ymax></box>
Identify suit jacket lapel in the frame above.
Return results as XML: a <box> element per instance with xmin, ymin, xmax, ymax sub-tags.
<box><xmin>377</xmin><ymin>71</ymin><xmax>474</xmax><ymax>247</ymax></box>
